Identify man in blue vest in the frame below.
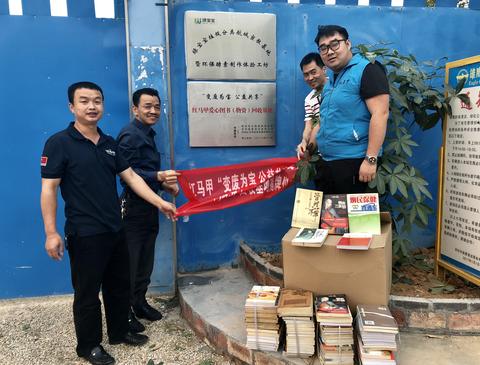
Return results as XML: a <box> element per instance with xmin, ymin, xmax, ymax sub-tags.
<box><xmin>312</xmin><ymin>25</ymin><xmax>389</xmax><ymax>194</ymax></box>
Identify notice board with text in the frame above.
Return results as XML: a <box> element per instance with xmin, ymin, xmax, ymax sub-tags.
<box><xmin>436</xmin><ymin>55</ymin><xmax>480</xmax><ymax>285</ymax></box>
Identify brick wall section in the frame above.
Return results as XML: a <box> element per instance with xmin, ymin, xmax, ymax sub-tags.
<box><xmin>448</xmin><ymin>313</ymin><xmax>480</xmax><ymax>331</ymax></box>
<box><xmin>240</xmin><ymin>243</ymin><xmax>480</xmax><ymax>334</ymax></box>
<box><xmin>390</xmin><ymin>296</ymin><xmax>480</xmax><ymax>334</ymax></box>
<box><xmin>239</xmin><ymin>242</ymin><xmax>283</xmax><ymax>287</ymax></box>
<box><xmin>409</xmin><ymin>312</ymin><xmax>446</xmax><ymax>329</ymax></box>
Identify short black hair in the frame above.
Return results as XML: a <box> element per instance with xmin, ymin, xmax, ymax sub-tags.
<box><xmin>132</xmin><ymin>88</ymin><xmax>160</xmax><ymax>107</ymax></box>
<box><xmin>68</xmin><ymin>81</ymin><xmax>104</xmax><ymax>104</ymax></box>
<box><xmin>314</xmin><ymin>25</ymin><xmax>349</xmax><ymax>45</ymax></box>
<box><xmin>300</xmin><ymin>52</ymin><xmax>324</xmax><ymax>70</ymax></box>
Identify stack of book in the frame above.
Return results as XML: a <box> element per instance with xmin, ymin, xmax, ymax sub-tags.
<box><xmin>244</xmin><ymin>285</ymin><xmax>281</xmax><ymax>351</ymax></box>
<box><xmin>316</xmin><ymin>294</ymin><xmax>354</xmax><ymax>365</ymax></box>
<box><xmin>277</xmin><ymin>289</ymin><xmax>315</xmax><ymax>357</ymax></box>
<box><xmin>356</xmin><ymin>304</ymin><xmax>399</xmax><ymax>365</ymax></box>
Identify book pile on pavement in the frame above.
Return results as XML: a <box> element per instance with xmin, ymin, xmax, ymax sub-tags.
<box><xmin>316</xmin><ymin>294</ymin><xmax>354</xmax><ymax>365</ymax></box>
<box><xmin>277</xmin><ymin>289</ymin><xmax>315</xmax><ymax>357</ymax></box>
<box><xmin>245</xmin><ymin>285</ymin><xmax>281</xmax><ymax>351</ymax></box>
<box><xmin>356</xmin><ymin>304</ymin><xmax>399</xmax><ymax>365</ymax></box>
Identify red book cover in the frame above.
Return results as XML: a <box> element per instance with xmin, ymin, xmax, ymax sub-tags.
<box><xmin>320</xmin><ymin>194</ymin><xmax>349</xmax><ymax>234</ymax></box>
<box><xmin>336</xmin><ymin>234</ymin><xmax>372</xmax><ymax>250</ymax></box>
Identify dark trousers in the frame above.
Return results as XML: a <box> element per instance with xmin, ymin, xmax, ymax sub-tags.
<box><xmin>67</xmin><ymin>230</ymin><xmax>130</xmax><ymax>357</ymax></box>
<box><xmin>122</xmin><ymin>192</ymin><xmax>159</xmax><ymax>309</ymax></box>
<box><xmin>314</xmin><ymin>157</ymin><xmax>369</xmax><ymax>194</ymax></box>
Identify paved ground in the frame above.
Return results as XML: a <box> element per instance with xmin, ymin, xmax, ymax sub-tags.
<box><xmin>0</xmin><ymin>295</ymin><xmax>231</xmax><ymax>365</ymax></box>
<box><xmin>179</xmin><ymin>268</ymin><xmax>480</xmax><ymax>365</ymax></box>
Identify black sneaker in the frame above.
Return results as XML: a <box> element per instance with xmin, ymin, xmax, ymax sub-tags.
<box><xmin>109</xmin><ymin>331</ymin><xmax>149</xmax><ymax>346</ymax></box>
<box><xmin>133</xmin><ymin>302</ymin><xmax>163</xmax><ymax>321</ymax></box>
<box><xmin>82</xmin><ymin>345</ymin><xmax>115</xmax><ymax>365</ymax></box>
<box><xmin>128</xmin><ymin>310</ymin><xmax>145</xmax><ymax>333</ymax></box>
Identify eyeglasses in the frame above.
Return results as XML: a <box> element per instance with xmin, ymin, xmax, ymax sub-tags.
<box><xmin>318</xmin><ymin>39</ymin><xmax>347</xmax><ymax>54</ymax></box>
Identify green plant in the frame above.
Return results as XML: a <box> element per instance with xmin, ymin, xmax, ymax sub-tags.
<box><xmin>355</xmin><ymin>43</ymin><xmax>469</xmax><ymax>262</ymax></box>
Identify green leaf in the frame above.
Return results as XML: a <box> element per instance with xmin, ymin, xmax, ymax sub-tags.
<box><xmin>455</xmin><ymin>77</ymin><xmax>467</xmax><ymax>94</ymax></box>
<box><xmin>377</xmin><ymin>173</ymin><xmax>386</xmax><ymax>194</ymax></box>
<box><xmin>416</xmin><ymin>204</ymin><xmax>429</xmax><ymax>225</ymax></box>
<box><xmin>396</xmin><ymin>178</ymin><xmax>408</xmax><ymax>198</ymax></box>
<box><xmin>300</xmin><ymin>167</ymin><xmax>310</xmax><ymax>185</ymax></box>
<box><xmin>393</xmin><ymin>163</ymin><xmax>405</xmax><ymax>174</ymax></box>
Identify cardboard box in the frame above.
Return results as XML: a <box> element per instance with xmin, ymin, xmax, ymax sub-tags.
<box><xmin>282</xmin><ymin>213</ymin><xmax>392</xmax><ymax>310</ymax></box>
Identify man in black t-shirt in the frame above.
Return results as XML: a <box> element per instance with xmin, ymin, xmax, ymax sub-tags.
<box><xmin>311</xmin><ymin>25</ymin><xmax>390</xmax><ymax>194</ymax></box>
<box><xmin>40</xmin><ymin>81</ymin><xmax>176</xmax><ymax>365</ymax></box>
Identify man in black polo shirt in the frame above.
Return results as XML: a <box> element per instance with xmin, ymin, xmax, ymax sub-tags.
<box><xmin>40</xmin><ymin>81</ymin><xmax>176</xmax><ymax>365</ymax></box>
<box><xmin>116</xmin><ymin>88</ymin><xmax>180</xmax><ymax>333</ymax></box>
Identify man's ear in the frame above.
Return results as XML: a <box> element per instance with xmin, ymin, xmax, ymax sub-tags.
<box><xmin>132</xmin><ymin>105</ymin><xmax>138</xmax><ymax>118</ymax></box>
<box><xmin>68</xmin><ymin>103</ymin><xmax>74</xmax><ymax>114</ymax></box>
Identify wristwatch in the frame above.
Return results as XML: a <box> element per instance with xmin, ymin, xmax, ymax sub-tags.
<box><xmin>365</xmin><ymin>155</ymin><xmax>378</xmax><ymax>165</ymax></box>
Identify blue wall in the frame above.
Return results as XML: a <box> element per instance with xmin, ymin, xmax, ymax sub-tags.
<box><xmin>0</xmin><ymin>2</ymin><xmax>128</xmax><ymax>298</ymax></box>
<box><xmin>169</xmin><ymin>1</ymin><xmax>480</xmax><ymax>272</ymax></box>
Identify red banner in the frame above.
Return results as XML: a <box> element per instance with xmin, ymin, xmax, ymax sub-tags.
<box><xmin>176</xmin><ymin>157</ymin><xmax>298</xmax><ymax>216</ymax></box>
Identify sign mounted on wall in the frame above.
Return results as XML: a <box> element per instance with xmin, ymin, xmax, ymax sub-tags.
<box><xmin>187</xmin><ymin>81</ymin><xmax>276</xmax><ymax>147</ymax></box>
<box><xmin>436</xmin><ymin>55</ymin><xmax>480</xmax><ymax>286</ymax></box>
<box><xmin>184</xmin><ymin>11</ymin><xmax>276</xmax><ymax>80</ymax></box>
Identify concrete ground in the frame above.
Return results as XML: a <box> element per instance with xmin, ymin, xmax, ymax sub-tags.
<box><xmin>179</xmin><ymin>268</ymin><xmax>480</xmax><ymax>365</ymax></box>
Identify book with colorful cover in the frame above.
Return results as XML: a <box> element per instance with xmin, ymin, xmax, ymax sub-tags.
<box><xmin>336</xmin><ymin>233</ymin><xmax>373</xmax><ymax>250</ymax></box>
<box><xmin>292</xmin><ymin>228</ymin><xmax>329</xmax><ymax>247</ymax></box>
<box><xmin>291</xmin><ymin>188</ymin><xmax>323</xmax><ymax>229</ymax></box>
<box><xmin>245</xmin><ymin>285</ymin><xmax>280</xmax><ymax>307</ymax></box>
<box><xmin>315</xmin><ymin>294</ymin><xmax>350</xmax><ymax>315</ymax></box>
<box><xmin>346</xmin><ymin>193</ymin><xmax>381</xmax><ymax>235</ymax></box>
<box><xmin>320</xmin><ymin>194</ymin><xmax>349</xmax><ymax>234</ymax></box>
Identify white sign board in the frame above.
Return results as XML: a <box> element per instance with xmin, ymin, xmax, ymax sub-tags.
<box><xmin>187</xmin><ymin>82</ymin><xmax>276</xmax><ymax>147</ymax></box>
<box><xmin>184</xmin><ymin>11</ymin><xmax>276</xmax><ymax>80</ymax></box>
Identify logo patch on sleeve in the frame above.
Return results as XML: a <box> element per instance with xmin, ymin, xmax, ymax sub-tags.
<box><xmin>41</xmin><ymin>156</ymin><xmax>48</xmax><ymax>167</ymax></box>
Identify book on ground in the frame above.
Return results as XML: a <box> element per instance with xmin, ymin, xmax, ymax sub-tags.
<box><xmin>316</xmin><ymin>294</ymin><xmax>350</xmax><ymax>315</ymax></box>
<box><xmin>245</xmin><ymin>285</ymin><xmax>280</xmax><ymax>307</ymax></box>
<box><xmin>291</xmin><ymin>188</ymin><xmax>323</xmax><ymax>229</ymax></box>
<box><xmin>336</xmin><ymin>233</ymin><xmax>373</xmax><ymax>250</ymax></box>
<box><xmin>277</xmin><ymin>289</ymin><xmax>314</xmax><ymax>317</ymax></box>
<box><xmin>346</xmin><ymin>193</ymin><xmax>381</xmax><ymax>235</ymax></box>
<box><xmin>357</xmin><ymin>304</ymin><xmax>398</xmax><ymax>334</ymax></box>
<box><xmin>292</xmin><ymin>228</ymin><xmax>329</xmax><ymax>247</ymax></box>
<box><xmin>320</xmin><ymin>194</ymin><xmax>349</xmax><ymax>234</ymax></box>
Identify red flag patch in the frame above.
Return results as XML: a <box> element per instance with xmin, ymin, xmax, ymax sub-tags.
<box><xmin>41</xmin><ymin>156</ymin><xmax>48</xmax><ymax>167</ymax></box>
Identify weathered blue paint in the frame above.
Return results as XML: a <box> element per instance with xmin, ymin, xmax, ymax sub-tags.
<box><xmin>129</xmin><ymin>45</ymin><xmax>176</xmax><ymax>294</ymax></box>
<box><xmin>66</xmin><ymin>0</ymin><xmax>96</xmax><ymax>17</ymax></box>
<box><xmin>0</xmin><ymin>14</ymin><xmax>128</xmax><ymax>298</ymax></box>
<box><xmin>169</xmin><ymin>1</ymin><xmax>480</xmax><ymax>272</ymax></box>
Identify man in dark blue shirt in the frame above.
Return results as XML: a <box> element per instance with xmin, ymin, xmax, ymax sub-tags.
<box><xmin>40</xmin><ymin>82</ymin><xmax>177</xmax><ymax>365</ymax></box>
<box><xmin>117</xmin><ymin>88</ymin><xmax>180</xmax><ymax>333</ymax></box>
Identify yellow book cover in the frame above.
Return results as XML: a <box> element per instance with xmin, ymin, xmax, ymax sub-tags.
<box><xmin>291</xmin><ymin>188</ymin><xmax>323</xmax><ymax>228</ymax></box>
